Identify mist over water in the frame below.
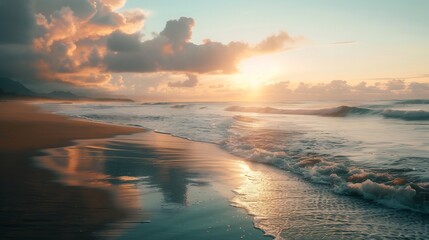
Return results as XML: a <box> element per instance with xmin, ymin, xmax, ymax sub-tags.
<box><xmin>39</xmin><ymin>99</ymin><xmax>429</xmax><ymax>235</ymax></box>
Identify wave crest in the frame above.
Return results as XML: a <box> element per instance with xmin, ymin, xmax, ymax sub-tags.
<box><xmin>382</xmin><ymin>109</ymin><xmax>429</xmax><ymax>121</ymax></box>
<box><xmin>225</xmin><ymin>105</ymin><xmax>429</xmax><ymax>121</ymax></box>
<box><xmin>221</xmin><ymin>127</ymin><xmax>429</xmax><ymax>213</ymax></box>
<box><xmin>395</xmin><ymin>99</ymin><xmax>429</xmax><ymax>104</ymax></box>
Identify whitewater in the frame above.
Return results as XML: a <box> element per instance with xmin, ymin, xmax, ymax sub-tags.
<box><xmin>39</xmin><ymin>99</ymin><xmax>429</xmax><ymax>238</ymax></box>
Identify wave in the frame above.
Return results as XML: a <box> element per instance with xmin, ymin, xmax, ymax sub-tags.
<box><xmin>395</xmin><ymin>99</ymin><xmax>429</xmax><ymax>105</ymax></box>
<box><xmin>226</xmin><ymin>105</ymin><xmax>373</xmax><ymax>117</ymax></box>
<box><xmin>141</xmin><ymin>102</ymin><xmax>171</xmax><ymax>105</ymax></box>
<box><xmin>382</xmin><ymin>109</ymin><xmax>429</xmax><ymax>121</ymax></box>
<box><xmin>226</xmin><ymin>105</ymin><xmax>429</xmax><ymax>121</ymax></box>
<box><xmin>171</xmin><ymin>104</ymin><xmax>189</xmax><ymax>109</ymax></box>
<box><xmin>221</xmin><ymin>128</ymin><xmax>429</xmax><ymax>213</ymax></box>
<box><xmin>233</xmin><ymin>115</ymin><xmax>259</xmax><ymax>123</ymax></box>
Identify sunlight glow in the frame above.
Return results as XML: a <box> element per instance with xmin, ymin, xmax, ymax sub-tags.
<box><xmin>235</xmin><ymin>55</ymin><xmax>282</xmax><ymax>90</ymax></box>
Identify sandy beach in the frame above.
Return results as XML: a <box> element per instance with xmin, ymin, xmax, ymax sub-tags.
<box><xmin>0</xmin><ymin>101</ymin><xmax>268</xmax><ymax>239</ymax></box>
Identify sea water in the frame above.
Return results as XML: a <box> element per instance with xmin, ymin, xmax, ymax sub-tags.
<box><xmin>39</xmin><ymin>99</ymin><xmax>429</xmax><ymax>237</ymax></box>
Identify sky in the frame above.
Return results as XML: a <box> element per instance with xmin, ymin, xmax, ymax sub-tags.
<box><xmin>0</xmin><ymin>0</ymin><xmax>428</xmax><ymax>101</ymax></box>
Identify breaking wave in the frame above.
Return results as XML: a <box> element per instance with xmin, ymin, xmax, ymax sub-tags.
<box><xmin>381</xmin><ymin>109</ymin><xmax>429</xmax><ymax>121</ymax></box>
<box><xmin>221</xmin><ymin>127</ymin><xmax>429</xmax><ymax>214</ymax></box>
<box><xmin>226</xmin><ymin>105</ymin><xmax>429</xmax><ymax>121</ymax></box>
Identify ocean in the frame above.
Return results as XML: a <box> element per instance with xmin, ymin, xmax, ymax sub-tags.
<box><xmin>38</xmin><ymin>99</ymin><xmax>429</xmax><ymax>238</ymax></box>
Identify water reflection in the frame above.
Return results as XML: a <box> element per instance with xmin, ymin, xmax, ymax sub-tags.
<box><xmin>102</xmin><ymin>141</ymin><xmax>202</xmax><ymax>205</ymax></box>
<box><xmin>35</xmin><ymin>131</ymin><xmax>264</xmax><ymax>239</ymax></box>
<box><xmin>37</xmin><ymin>134</ymin><xmax>211</xmax><ymax>208</ymax></box>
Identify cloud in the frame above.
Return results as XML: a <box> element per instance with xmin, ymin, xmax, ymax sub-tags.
<box><xmin>104</xmin><ymin>17</ymin><xmax>300</xmax><ymax>74</ymax></box>
<box><xmin>33</xmin><ymin>2</ymin><xmax>146</xmax><ymax>51</ymax></box>
<box><xmin>260</xmin><ymin>80</ymin><xmax>429</xmax><ymax>101</ymax></box>
<box><xmin>62</xmin><ymin>73</ymin><xmax>112</xmax><ymax>86</ymax></box>
<box><xmin>34</xmin><ymin>0</ymin><xmax>97</xmax><ymax>20</ymax></box>
<box><xmin>32</xmin><ymin>0</ymin><xmax>144</xmax><ymax>69</ymax></box>
<box><xmin>209</xmin><ymin>84</ymin><xmax>225</xmax><ymax>89</ymax></box>
<box><xmin>160</xmin><ymin>17</ymin><xmax>195</xmax><ymax>49</ymax></box>
<box><xmin>107</xmin><ymin>30</ymin><xmax>142</xmax><ymax>52</ymax></box>
<box><xmin>0</xmin><ymin>1</ymin><xmax>299</xmax><ymax>90</ymax></box>
<box><xmin>102</xmin><ymin>0</ymin><xmax>126</xmax><ymax>10</ymax></box>
<box><xmin>328</xmin><ymin>41</ymin><xmax>358</xmax><ymax>45</ymax></box>
<box><xmin>0</xmin><ymin>0</ymin><xmax>148</xmax><ymax>89</ymax></box>
<box><xmin>385</xmin><ymin>79</ymin><xmax>406</xmax><ymax>91</ymax></box>
<box><xmin>0</xmin><ymin>44</ymin><xmax>38</xmax><ymax>79</ymax></box>
<box><xmin>254</xmin><ymin>32</ymin><xmax>296</xmax><ymax>52</ymax></box>
<box><xmin>261</xmin><ymin>81</ymin><xmax>293</xmax><ymax>97</ymax></box>
<box><xmin>365</xmin><ymin>74</ymin><xmax>429</xmax><ymax>81</ymax></box>
<box><xmin>0</xmin><ymin>0</ymin><xmax>35</xmax><ymax>44</ymax></box>
<box><xmin>408</xmin><ymin>82</ymin><xmax>429</xmax><ymax>93</ymax></box>
<box><xmin>0</xmin><ymin>0</ymin><xmax>39</xmax><ymax>81</ymax></box>
<box><xmin>353</xmin><ymin>81</ymin><xmax>385</xmax><ymax>94</ymax></box>
<box><xmin>168</xmin><ymin>74</ymin><xmax>198</xmax><ymax>88</ymax></box>
<box><xmin>293</xmin><ymin>80</ymin><xmax>352</xmax><ymax>97</ymax></box>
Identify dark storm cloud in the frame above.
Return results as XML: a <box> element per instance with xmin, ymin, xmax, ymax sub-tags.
<box><xmin>0</xmin><ymin>45</ymin><xmax>38</xmax><ymax>79</ymax></box>
<box><xmin>0</xmin><ymin>0</ymin><xmax>35</xmax><ymax>44</ymax></box>
<box><xmin>0</xmin><ymin>0</ymin><xmax>38</xmax><ymax>81</ymax></box>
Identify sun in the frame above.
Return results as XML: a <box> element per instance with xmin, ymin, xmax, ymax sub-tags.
<box><xmin>234</xmin><ymin>55</ymin><xmax>282</xmax><ymax>90</ymax></box>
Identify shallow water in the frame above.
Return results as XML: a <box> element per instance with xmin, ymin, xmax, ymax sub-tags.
<box><xmin>34</xmin><ymin>131</ymin><xmax>429</xmax><ymax>239</ymax></box>
<box><xmin>232</xmin><ymin>162</ymin><xmax>429</xmax><ymax>239</ymax></box>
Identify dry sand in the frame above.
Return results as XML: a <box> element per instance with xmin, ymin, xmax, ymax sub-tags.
<box><xmin>0</xmin><ymin>101</ymin><xmax>141</xmax><ymax>152</ymax></box>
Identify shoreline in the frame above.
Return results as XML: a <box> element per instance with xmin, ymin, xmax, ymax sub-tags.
<box><xmin>0</xmin><ymin>100</ymin><xmax>270</xmax><ymax>239</ymax></box>
<box><xmin>0</xmin><ymin>101</ymin><xmax>144</xmax><ymax>153</ymax></box>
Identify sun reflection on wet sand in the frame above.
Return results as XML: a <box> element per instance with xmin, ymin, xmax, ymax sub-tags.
<box><xmin>35</xmin><ymin>131</ymin><xmax>269</xmax><ymax>239</ymax></box>
<box><xmin>36</xmin><ymin>141</ymin><xmax>145</xmax><ymax>237</ymax></box>
<box><xmin>39</xmin><ymin>145</ymin><xmax>109</xmax><ymax>187</ymax></box>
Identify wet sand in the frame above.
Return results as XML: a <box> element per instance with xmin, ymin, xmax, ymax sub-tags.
<box><xmin>35</xmin><ymin>131</ymin><xmax>271</xmax><ymax>239</ymax></box>
<box><xmin>0</xmin><ymin>101</ymin><xmax>143</xmax><ymax>239</ymax></box>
